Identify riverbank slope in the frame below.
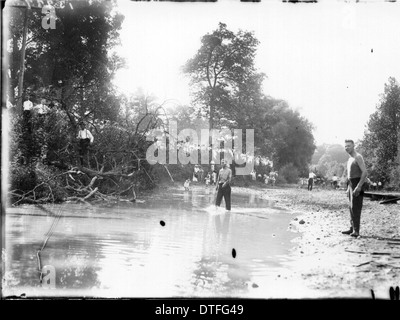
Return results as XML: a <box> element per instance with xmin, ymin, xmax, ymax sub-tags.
<box><xmin>230</xmin><ymin>184</ymin><xmax>400</xmax><ymax>299</ymax></box>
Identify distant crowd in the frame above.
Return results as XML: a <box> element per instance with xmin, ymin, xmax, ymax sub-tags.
<box><xmin>183</xmin><ymin>165</ymin><xmax>279</xmax><ymax>190</ymax></box>
<box><xmin>299</xmin><ymin>171</ymin><xmax>384</xmax><ymax>191</ymax></box>
<box><xmin>250</xmin><ymin>169</ymin><xmax>278</xmax><ymax>186</ymax></box>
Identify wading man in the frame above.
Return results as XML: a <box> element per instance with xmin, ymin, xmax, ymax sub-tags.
<box><xmin>215</xmin><ymin>160</ymin><xmax>232</xmax><ymax>211</ymax></box>
<box><xmin>342</xmin><ymin>139</ymin><xmax>368</xmax><ymax>237</ymax></box>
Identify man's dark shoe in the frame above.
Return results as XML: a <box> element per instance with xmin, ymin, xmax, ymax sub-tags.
<box><xmin>341</xmin><ymin>228</ymin><xmax>353</xmax><ymax>235</ymax></box>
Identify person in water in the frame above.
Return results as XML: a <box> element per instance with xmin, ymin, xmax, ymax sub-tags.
<box><xmin>215</xmin><ymin>159</ymin><xmax>232</xmax><ymax>211</ymax></box>
<box><xmin>184</xmin><ymin>178</ymin><xmax>191</xmax><ymax>191</ymax></box>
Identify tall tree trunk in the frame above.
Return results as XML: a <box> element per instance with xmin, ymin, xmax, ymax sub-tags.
<box><xmin>17</xmin><ymin>6</ymin><xmax>30</xmax><ymax>113</ymax></box>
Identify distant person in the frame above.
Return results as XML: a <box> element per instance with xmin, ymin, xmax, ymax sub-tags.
<box><xmin>372</xmin><ymin>181</ymin><xmax>377</xmax><ymax>191</ymax></box>
<box><xmin>184</xmin><ymin>179</ymin><xmax>191</xmax><ymax>191</ymax></box>
<box><xmin>77</xmin><ymin>121</ymin><xmax>94</xmax><ymax>165</ymax></box>
<box><xmin>205</xmin><ymin>173</ymin><xmax>210</xmax><ymax>186</ymax></box>
<box><xmin>207</xmin><ymin>171</ymin><xmax>213</xmax><ymax>184</ymax></box>
<box><xmin>341</xmin><ymin>139</ymin><xmax>368</xmax><ymax>238</ymax></box>
<box><xmin>212</xmin><ymin>170</ymin><xmax>217</xmax><ymax>186</ymax></box>
<box><xmin>308</xmin><ymin>171</ymin><xmax>316</xmax><ymax>191</ymax></box>
<box><xmin>199</xmin><ymin>167</ymin><xmax>204</xmax><ymax>183</ymax></box>
<box><xmin>215</xmin><ymin>160</ymin><xmax>232</xmax><ymax>211</ymax></box>
<box><xmin>23</xmin><ymin>96</ymin><xmax>34</xmax><ymax>130</ymax></box>
<box><xmin>378</xmin><ymin>181</ymin><xmax>382</xmax><ymax>190</ymax></box>
<box><xmin>193</xmin><ymin>165</ymin><xmax>199</xmax><ymax>182</ymax></box>
<box><xmin>23</xmin><ymin>96</ymin><xmax>33</xmax><ymax>116</ymax></box>
<box><xmin>332</xmin><ymin>174</ymin><xmax>338</xmax><ymax>189</ymax></box>
<box><xmin>269</xmin><ymin>171</ymin><xmax>278</xmax><ymax>186</ymax></box>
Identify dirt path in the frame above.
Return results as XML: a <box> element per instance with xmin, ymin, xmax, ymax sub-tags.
<box><xmin>233</xmin><ymin>185</ymin><xmax>400</xmax><ymax>299</ymax></box>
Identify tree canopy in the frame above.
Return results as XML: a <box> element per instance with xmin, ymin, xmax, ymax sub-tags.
<box><xmin>4</xmin><ymin>0</ymin><xmax>167</xmax><ymax>204</ymax></box>
<box><xmin>183</xmin><ymin>23</ymin><xmax>315</xmax><ymax>176</ymax></box>
<box><xmin>6</xmin><ymin>0</ymin><xmax>125</xmax><ymax>122</ymax></box>
<box><xmin>183</xmin><ymin>22</ymin><xmax>265</xmax><ymax>130</ymax></box>
<box><xmin>359</xmin><ymin>77</ymin><xmax>400</xmax><ymax>188</ymax></box>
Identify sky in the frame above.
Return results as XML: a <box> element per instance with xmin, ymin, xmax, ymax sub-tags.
<box><xmin>112</xmin><ymin>0</ymin><xmax>400</xmax><ymax>146</ymax></box>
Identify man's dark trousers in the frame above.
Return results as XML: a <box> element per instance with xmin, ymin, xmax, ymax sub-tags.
<box><xmin>348</xmin><ymin>178</ymin><xmax>364</xmax><ymax>233</ymax></box>
<box><xmin>308</xmin><ymin>178</ymin><xmax>313</xmax><ymax>191</ymax></box>
<box><xmin>216</xmin><ymin>183</ymin><xmax>231</xmax><ymax>210</ymax></box>
<box><xmin>79</xmin><ymin>138</ymin><xmax>90</xmax><ymax>165</ymax></box>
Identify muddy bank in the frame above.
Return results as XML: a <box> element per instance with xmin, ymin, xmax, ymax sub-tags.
<box><xmin>232</xmin><ymin>184</ymin><xmax>400</xmax><ymax>299</ymax></box>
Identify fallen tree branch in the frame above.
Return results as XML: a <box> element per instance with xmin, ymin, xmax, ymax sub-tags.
<box><xmin>118</xmin><ymin>183</ymin><xmax>135</xmax><ymax>195</ymax></box>
<box><xmin>84</xmin><ymin>187</ymin><xmax>98</xmax><ymax>200</ymax></box>
<box><xmin>76</xmin><ymin>166</ymin><xmax>137</xmax><ymax>179</ymax></box>
<box><xmin>86</xmin><ymin>176</ymin><xmax>98</xmax><ymax>189</ymax></box>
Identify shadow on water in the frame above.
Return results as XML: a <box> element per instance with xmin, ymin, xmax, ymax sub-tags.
<box><xmin>4</xmin><ymin>186</ymin><xmax>298</xmax><ymax>297</ymax></box>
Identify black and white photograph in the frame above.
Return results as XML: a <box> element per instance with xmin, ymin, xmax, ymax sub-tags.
<box><xmin>2</xmin><ymin>0</ymin><xmax>400</xmax><ymax>304</ymax></box>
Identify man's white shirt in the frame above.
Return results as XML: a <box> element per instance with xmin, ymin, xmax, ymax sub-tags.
<box><xmin>23</xmin><ymin>100</ymin><xmax>33</xmax><ymax>111</ymax></box>
<box><xmin>77</xmin><ymin>129</ymin><xmax>94</xmax><ymax>143</ymax></box>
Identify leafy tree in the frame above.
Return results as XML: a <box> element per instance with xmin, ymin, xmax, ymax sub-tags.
<box><xmin>183</xmin><ymin>22</ymin><xmax>265</xmax><ymax>130</ymax></box>
<box><xmin>167</xmin><ymin>104</ymin><xmax>208</xmax><ymax>133</ymax></box>
<box><xmin>253</xmin><ymin>99</ymin><xmax>315</xmax><ymax>175</ymax></box>
<box><xmin>278</xmin><ymin>163</ymin><xmax>299</xmax><ymax>184</ymax></box>
<box><xmin>5</xmin><ymin>0</ymin><xmax>125</xmax><ymax>122</ymax></box>
<box><xmin>182</xmin><ymin>23</ymin><xmax>316</xmax><ymax>175</ymax></box>
<box><xmin>311</xmin><ymin>144</ymin><xmax>328</xmax><ymax>165</ymax></box>
<box><xmin>315</xmin><ymin>156</ymin><xmax>345</xmax><ymax>180</ymax></box>
<box><xmin>4</xmin><ymin>0</ymin><xmax>125</xmax><ymax>164</ymax></box>
<box><xmin>360</xmin><ymin>77</ymin><xmax>400</xmax><ymax>186</ymax></box>
<box><xmin>4</xmin><ymin>1</ymin><xmax>166</xmax><ymax>203</ymax></box>
<box><xmin>319</xmin><ymin>144</ymin><xmax>348</xmax><ymax>164</ymax></box>
<box><xmin>312</xmin><ymin>144</ymin><xmax>348</xmax><ymax>179</ymax></box>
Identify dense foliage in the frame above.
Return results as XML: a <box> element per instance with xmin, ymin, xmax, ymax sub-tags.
<box><xmin>183</xmin><ymin>23</ymin><xmax>316</xmax><ymax>177</ymax></box>
<box><xmin>359</xmin><ymin>77</ymin><xmax>400</xmax><ymax>190</ymax></box>
<box><xmin>310</xmin><ymin>78</ymin><xmax>400</xmax><ymax>190</ymax></box>
<box><xmin>4</xmin><ymin>0</ymin><xmax>164</xmax><ymax>204</ymax></box>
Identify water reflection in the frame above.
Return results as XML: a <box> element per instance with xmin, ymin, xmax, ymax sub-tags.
<box><xmin>191</xmin><ymin>210</ymin><xmax>252</xmax><ymax>296</ymax></box>
<box><xmin>4</xmin><ymin>187</ymin><xmax>297</xmax><ymax>298</ymax></box>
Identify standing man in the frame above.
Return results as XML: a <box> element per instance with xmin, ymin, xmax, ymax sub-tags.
<box><xmin>215</xmin><ymin>160</ymin><xmax>232</xmax><ymax>211</ymax></box>
<box><xmin>308</xmin><ymin>171</ymin><xmax>316</xmax><ymax>191</ymax></box>
<box><xmin>77</xmin><ymin>121</ymin><xmax>94</xmax><ymax>165</ymax></box>
<box><xmin>212</xmin><ymin>170</ymin><xmax>217</xmax><ymax>186</ymax></box>
<box><xmin>23</xmin><ymin>96</ymin><xmax>34</xmax><ymax>130</ymax></box>
<box><xmin>332</xmin><ymin>174</ymin><xmax>338</xmax><ymax>189</ymax></box>
<box><xmin>250</xmin><ymin>169</ymin><xmax>256</xmax><ymax>181</ymax></box>
<box><xmin>269</xmin><ymin>170</ymin><xmax>278</xmax><ymax>186</ymax></box>
<box><xmin>23</xmin><ymin>95</ymin><xmax>33</xmax><ymax>115</ymax></box>
<box><xmin>342</xmin><ymin>139</ymin><xmax>368</xmax><ymax>238</ymax></box>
